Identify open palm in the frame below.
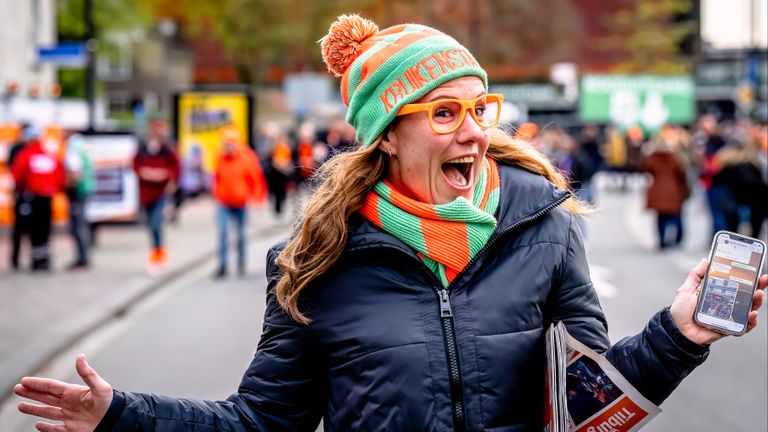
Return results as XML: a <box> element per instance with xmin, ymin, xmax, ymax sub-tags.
<box><xmin>14</xmin><ymin>354</ymin><xmax>112</xmax><ymax>432</ymax></box>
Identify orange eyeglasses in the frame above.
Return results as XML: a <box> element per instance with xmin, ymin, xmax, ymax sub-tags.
<box><xmin>396</xmin><ymin>93</ymin><xmax>504</xmax><ymax>135</ymax></box>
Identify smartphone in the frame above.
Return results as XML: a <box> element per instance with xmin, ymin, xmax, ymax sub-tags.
<box><xmin>694</xmin><ymin>231</ymin><xmax>766</xmax><ymax>336</ymax></box>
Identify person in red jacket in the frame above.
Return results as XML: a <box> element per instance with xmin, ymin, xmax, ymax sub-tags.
<box><xmin>212</xmin><ymin>126</ymin><xmax>266</xmax><ymax>278</ymax></box>
<box><xmin>132</xmin><ymin>121</ymin><xmax>180</xmax><ymax>271</ymax></box>
<box><xmin>10</xmin><ymin>128</ymin><xmax>66</xmax><ymax>271</ymax></box>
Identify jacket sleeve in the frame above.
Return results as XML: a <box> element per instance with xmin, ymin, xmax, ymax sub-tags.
<box><xmin>94</xmin><ymin>245</ymin><xmax>324</xmax><ymax>432</ymax></box>
<box><xmin>549</xmin><ymin>213</ymin><xmax>611</xmax><ymax>351</ymax></box>
<box><xmin>551</xmin><ymin>213</ymin><xmax>709</xmax><ymax>405</ymax></box>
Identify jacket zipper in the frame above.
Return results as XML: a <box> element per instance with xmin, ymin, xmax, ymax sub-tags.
<box><xmin>439</xmin><ymin>288</ymin><xmax>466</xmax><ymax>432</ymax></box>
<box><xmin>438</xmin><ymin>193</ymin><xmax>569</xmax><ymax>431</ymax></box>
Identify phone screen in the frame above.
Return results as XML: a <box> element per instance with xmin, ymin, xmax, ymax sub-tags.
<box><xmin>696</xmin><ymin>233</ymin><xmax>765</xmax><ymax>334</ymax></box>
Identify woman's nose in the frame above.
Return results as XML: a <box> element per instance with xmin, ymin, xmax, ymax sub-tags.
<box><xmin>455</xmin><ymin>109</ymin><xmax>486</xmax><ymax>143</ymax></box>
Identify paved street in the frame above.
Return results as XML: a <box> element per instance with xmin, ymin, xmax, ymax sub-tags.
<box><xmin>1</xmin><ymin>176</ymin><xmax>766</xmax><ymax>431</ymax></box>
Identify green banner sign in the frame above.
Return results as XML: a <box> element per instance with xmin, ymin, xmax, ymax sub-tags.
<box><xmin>579</xmin><ymin>75</ymin><xmax>695</xmax><ymax>131</ymax></box>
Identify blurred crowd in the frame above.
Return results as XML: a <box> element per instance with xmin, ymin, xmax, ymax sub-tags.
<box><xmin>2</xmin><ymin>115</ymin><xmax>359</xmax><ymax>276</ymax></box>
<box><xmin>3</xmin><ymin>112</ymin><xmax>767</xmax><ymax>274</ymax></box>
<box><xmin>521</xmin><ymin>115</ymin><xmax>768</xmax><ymax>249</ymax></box>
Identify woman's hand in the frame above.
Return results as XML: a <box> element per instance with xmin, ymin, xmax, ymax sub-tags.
<box><xmin>14</xmin><ymin>354</ymin><xmax>113</xmax><ymax>432</ymax></box>
<box><xmin>669</xmin><ymin>258</ymin><xmax>767</xmax><ymax>345</ymax></box>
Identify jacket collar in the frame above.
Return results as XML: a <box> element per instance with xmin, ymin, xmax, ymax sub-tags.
<box><xmin>494</xmin><ymin>163</ymin><xmax>570</xmax><ymax>232</ymax></box>
<box><xmin>346</xmin><ymin>163</ymin><xmax>570</xmax><ymax>254</ymax></box>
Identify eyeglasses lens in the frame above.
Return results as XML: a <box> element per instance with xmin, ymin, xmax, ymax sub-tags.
<box><xmin>428</xmin><ymin>97</ymin><xmax>500</xmax><ymax>133</ymax></box>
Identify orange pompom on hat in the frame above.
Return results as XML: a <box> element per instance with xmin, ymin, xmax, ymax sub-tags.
<box><xmin>321</xmin><ymin>14</ymin><xmax>487</xmax><ymax>148</ymax></box>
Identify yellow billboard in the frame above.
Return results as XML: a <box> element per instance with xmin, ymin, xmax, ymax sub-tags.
<box><xmin>175</xmin><ymin>92</ymin><xmax>252</xmax><ymax>174</ymax></box>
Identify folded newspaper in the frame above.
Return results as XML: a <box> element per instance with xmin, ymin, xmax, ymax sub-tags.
<box><xmin>544</xmin><ymin>322</ymin><xmax>661</xmax><ymax>432</ymax></box>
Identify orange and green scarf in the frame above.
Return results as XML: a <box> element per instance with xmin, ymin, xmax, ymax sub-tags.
<box><xmin>359</xmin><ymin>157</ymin><xmax>500</xmax><ymax>286</ymax></box>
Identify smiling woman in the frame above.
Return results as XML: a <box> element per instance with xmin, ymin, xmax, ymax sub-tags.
<box><xmin>13</xmin><ymin>13</ymin><xmax>767</xmax><ymax>432</ymax></box>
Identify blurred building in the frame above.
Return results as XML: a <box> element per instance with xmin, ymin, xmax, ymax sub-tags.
<box><xmin>697</xmin><ymin>0</ymin><xmax>768</xmax><ymax>120</ymax></box>
<box><xmin>100</xmin><ymin>21</ymin><xmax>193</xmax><ymax>124</ymax></box>
<box><xmin>0</xmin><ymin>0</ymin><xmax>57</xmax><ymax>120</ymax></box>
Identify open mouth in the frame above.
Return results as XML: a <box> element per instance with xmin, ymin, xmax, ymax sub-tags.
<box><xmin>441</xmin><ymin>156</ymin><xmax>474</xmax><ymax>189</ymax></box>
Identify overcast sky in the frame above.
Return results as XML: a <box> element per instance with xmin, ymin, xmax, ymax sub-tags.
<box><xmin>701</xmin><ymin>0</ymin><xmax>768</xmax><ymax>49</ymax></box>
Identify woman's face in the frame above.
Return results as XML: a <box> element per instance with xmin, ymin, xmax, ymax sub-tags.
<box><xmin>383</xmin><ymin>76</ymin><xmax>490</xmax><ymax>205</ymax></box>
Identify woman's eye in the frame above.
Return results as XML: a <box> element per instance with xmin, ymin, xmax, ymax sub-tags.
<box><xmin>475</xmin><ymin>106</ymin><xmax>486</xmax><ymax>117</ymax></box>
<box><xmin>433</xmin><ymin>107</ymin><xmax>456</xmax><ymax>119</ymax></box>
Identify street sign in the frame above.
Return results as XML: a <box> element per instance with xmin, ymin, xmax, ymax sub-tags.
<box><xmin>283</xmin><ymin>72</ymin><xmax>333</xmax><ymax>118</ymax></box>
<box><xmin>579</xmin><ymin>75</ymin><xmax>695</xmax><ymax>131</ymax></box>
<box><xmin>36</xmin><ymin>42</ymin><xmax>87</xmax><ymax>68</ymax></box>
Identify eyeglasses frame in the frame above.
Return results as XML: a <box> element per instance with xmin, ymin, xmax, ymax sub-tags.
<box><xmin>395</xmin><ymin>93</ymin><xmax>504</xmax><ymax>135</ymax></box>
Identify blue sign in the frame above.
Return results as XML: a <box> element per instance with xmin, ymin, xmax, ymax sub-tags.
<box><xmin>37</xmin><ymin>42</ymin><xmax>87</xmax><ymax>67</ymax></box>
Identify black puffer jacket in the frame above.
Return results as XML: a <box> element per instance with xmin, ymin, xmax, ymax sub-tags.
<box><xmin>97</xmin><ymin>164</ymin><xmax>709</xmax><ymax>431</ymax></box>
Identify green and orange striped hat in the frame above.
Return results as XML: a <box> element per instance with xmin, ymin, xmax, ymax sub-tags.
<box><xmin>321</xmin><ymin>14</ymin><xmax>488</xmax><ymax>148</ymax></box>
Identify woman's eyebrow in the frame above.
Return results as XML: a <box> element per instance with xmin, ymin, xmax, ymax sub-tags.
<box><xmin>424</xmin><ymin>91</ymin><xmax>487</xmax><ymax>103</ymax></box>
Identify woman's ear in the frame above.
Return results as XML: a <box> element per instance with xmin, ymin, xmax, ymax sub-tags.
<box><xmin>381</xmin><ymin>129</ymin><xmax>398</xmax><ymax>156</ymax></box>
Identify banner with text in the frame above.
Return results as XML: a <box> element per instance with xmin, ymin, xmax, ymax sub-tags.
<box><xmin>579</xmin><ymin>75</ymin><xmax>695</xmax><ymax>132</ymax></box>
<box><xmin>175</xmin><ymin>92</ymin><xmax>253</xmax><ymax>175</ymax></box>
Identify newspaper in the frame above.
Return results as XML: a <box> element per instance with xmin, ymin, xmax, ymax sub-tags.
<box><xmin>544</xmin><ymin>322</ymin><xmax>661</xmax><ymax>432</ymax></box>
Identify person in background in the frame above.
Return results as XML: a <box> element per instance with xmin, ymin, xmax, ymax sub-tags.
<box><xmin>602</xmin><ymin>125</ymin><xmax>629</xmax><ymax>190</ymax></box>
<box><xmin>7</xmin><ymin>123</ymin><xmax>31</xmax><ymax>169</ymax></box>
<box><xmin>8</xmin><ymin>123</ymin><xmax>34</xmax><ymax>270</ymax></box>
<box><xmin>577</xmin><ymin>123</ymin><xmax>603</xmax><ymax>204</ymax></box>
<box><xmin>554</xmin><ymin>131</ymin><xmax>596</xmax><ymax>205</ymax></box>
<box><xmin>212</xmin><ymin>126</ymin><xmax>266</xmax><ymax>278</ymax></box>
<box><xmin>624</xmin><ymin>125</ymin><xmax>646</xmax><ymax>191</ymax></box>
<box><xmin>132</xmin><ymin>120</ymin><xmax>179</xmax><ymax>272</ymax></box>
<box><xmin>266</xmin><ymin>133</ymin><xmax>294</xmax><ymax>216</ymax></box>
<box><xmin>294</xmin><ymin>121</ymin><xmax>319</xmax><ymax>190</ymax></box>
<box><xmin>639</xmin><ymin>136</ymin><xmax>690</xmax><ymax>249</ymax></box>
<box><xmin>63</xmin><ymin>133</ymin><xmax>95</xmax><ymax>270</ymax></box>
<box><xmin>514</xmin><ymin>122</ymin><xmax>539</xmax><ymax>142</ymax></box>
<box><xmin>318</xmin><ymin>116</ymin><xmax>356</xmax><ymax>165</ymax></box>
<box><xmin>255</xmin><ymin>121</ymin><xmax>281</xmax><ymax>162</ymax></box>
<box><xmin>10</xmin><ymin>126</ymin><xmax>66</xmax><ymax>271</ymax></box>
<box><xmin>693</xmin><ymin>115</ymin><xmax>728</xmax><ymax>237</ymax></box>
<box><xmin>710</xmin><ymin>131</ymin><xmax>768</xmax><ymax>238</ymax></box>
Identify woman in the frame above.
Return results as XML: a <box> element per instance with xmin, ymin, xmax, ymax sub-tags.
<box><xmin>639</xmin><ymin>137</ymin><xmax>690</xmax><ymax>249</ymax></box>
<box><xmin>13</xmin><ymin>15</ymin><xmax>766</xmax><ymax>432</ymax></box>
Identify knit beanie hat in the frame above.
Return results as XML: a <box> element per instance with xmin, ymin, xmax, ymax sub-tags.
<box><xmin>321</xmin><ymin>14</ymin><xmax>488</xmax><ymax>148</ymax></box>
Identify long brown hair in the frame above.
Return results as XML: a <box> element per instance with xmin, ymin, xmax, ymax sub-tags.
<box><xmin>275</xmin><ymin>128</ymin><xmax>588</xmax><ymax>324</ymax></box>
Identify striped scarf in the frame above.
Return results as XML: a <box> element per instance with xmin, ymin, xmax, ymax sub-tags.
<box><xmin>360</xmin><ymin>157</ymin><xmax>500</xmax><ymax>286</ymax></box>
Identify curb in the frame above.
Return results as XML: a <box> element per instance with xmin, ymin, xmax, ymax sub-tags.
<box><xmin>0</xmin><ymin>220</ymin><xmax>290</xmax><ymax>405</ymax></box>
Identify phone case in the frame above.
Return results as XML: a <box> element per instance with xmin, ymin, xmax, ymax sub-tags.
<box><xmin>693</xmin><ymin>230</ymin><xmax>766</xmax><ymax>336</ymax></box>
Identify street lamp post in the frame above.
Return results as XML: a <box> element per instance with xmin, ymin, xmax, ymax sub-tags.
<box><xmin>84</xmin><ymin>0</ymin><xmax>97</xmax><ymax>131</ymax></box>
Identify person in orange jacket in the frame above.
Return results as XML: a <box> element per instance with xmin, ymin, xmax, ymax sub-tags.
<box><xmin>212</xmin><ymin>126</ymin><xmax>266</xmax><ymax>278</ymax></box>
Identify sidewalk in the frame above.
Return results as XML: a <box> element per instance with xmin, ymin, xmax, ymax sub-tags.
<box><xmin>0</xmin><ymin>197</ymin><xmax>291</xmax><ymax>403</ymax></box>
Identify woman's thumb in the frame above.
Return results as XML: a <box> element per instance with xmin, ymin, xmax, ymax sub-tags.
<box><xmin>76</xmin><ymin>354</ymin><xmax>112</xmax><ymax>396</ymax></box>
